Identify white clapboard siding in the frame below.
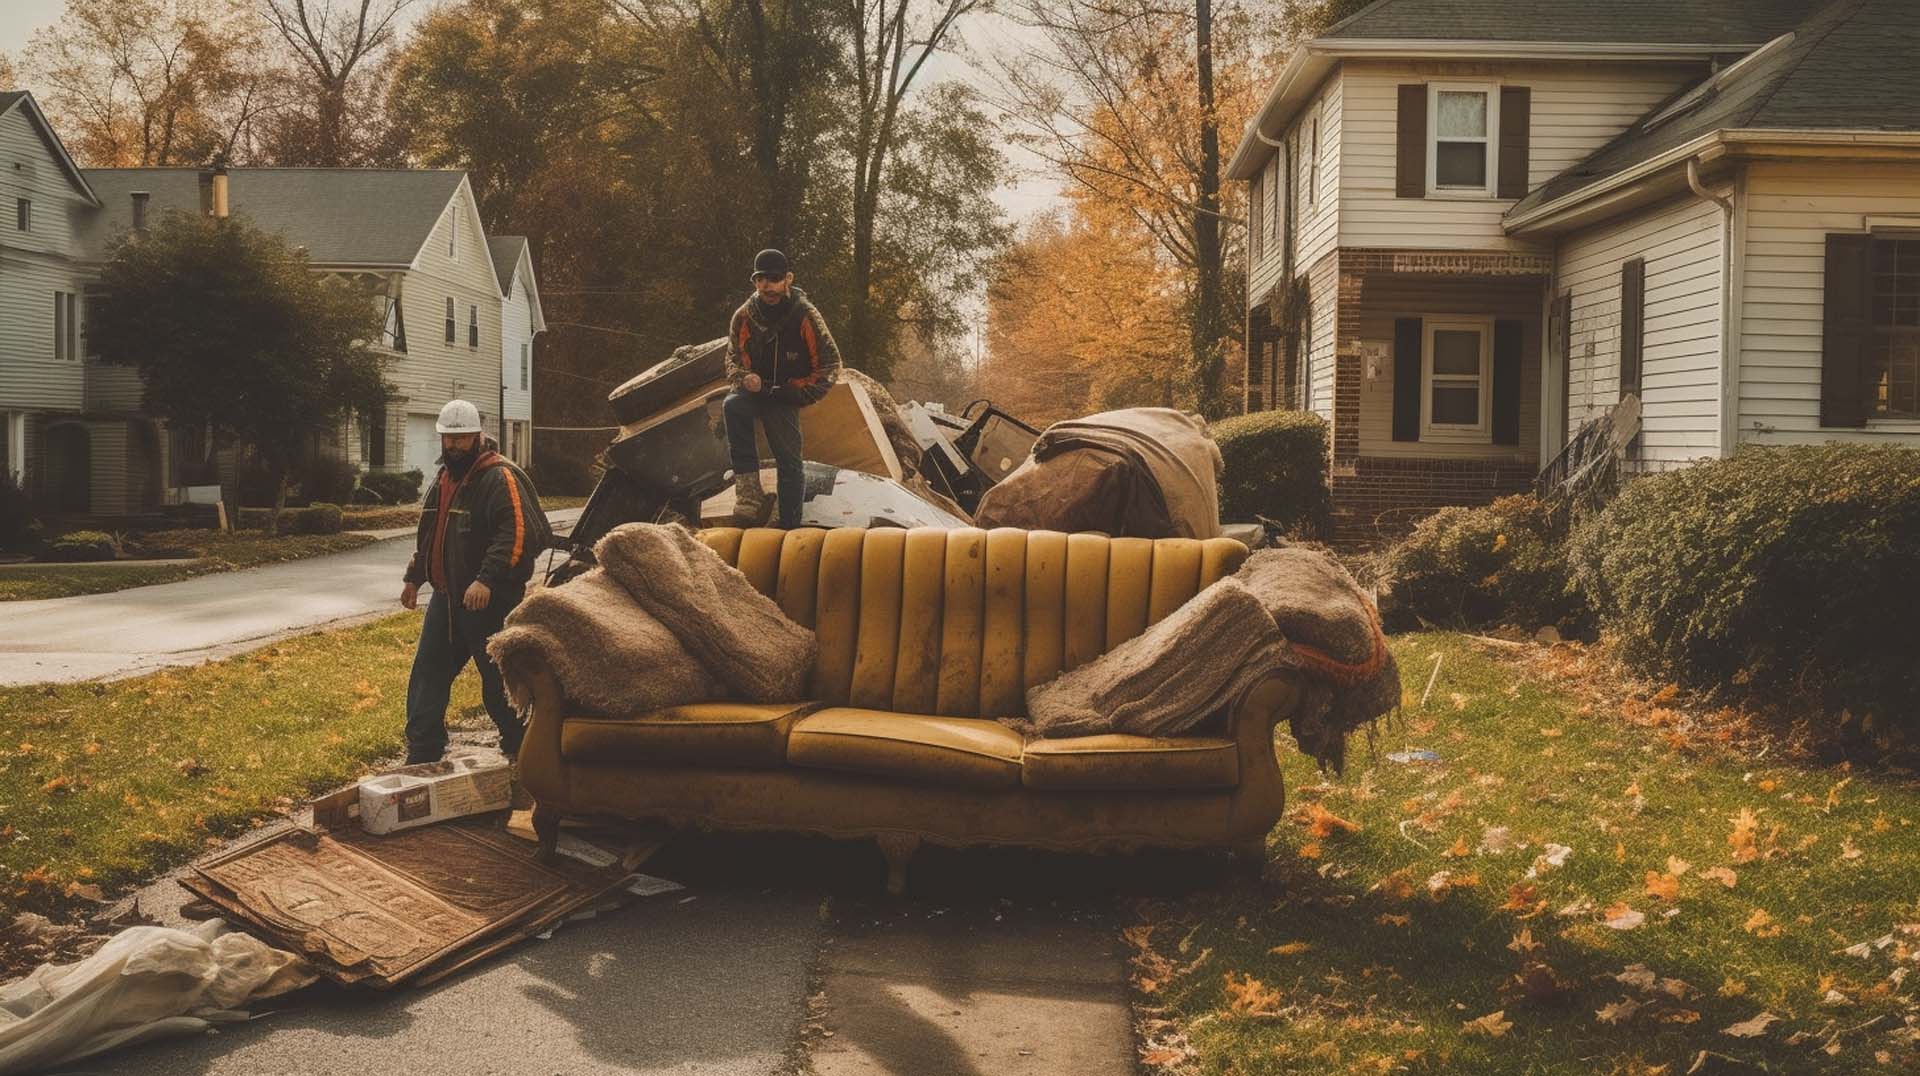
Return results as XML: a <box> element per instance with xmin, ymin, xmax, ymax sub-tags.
<box><xmin>392</xmin><ymin>178</ymin><xmax>506</xmax><ymax>436</ymax></box>
<box><xmin>501</xmin><ymin>271</ymin><xmax>533</xmax><ymax>423</ymax></box>
<box><xmin>1558</xmin><ymin>193</ymin><xmax>1723</xmax><ymax>469</ymax></box>
<box><xmin>1339</xmin><ymin>59</ymin><xmax>1702</xmax><ymax>253</ymax></box>
<box><xmin>1354</xmin><ymin>277</ymin><xmax>1542</xmax><ymax>461</ymax></box>
<box><xmin>1247</xmin><ymin>72</ymin><xmax>1342</xmax><ymax>311</ymax></box>
<box><xmin>1739</xmin><ymin>160</ymin><xmax>1920</xmax><ymax>447</ymax></box>
<box><xmin>0</xmin><ymin>107</ymin><xmax>94</xmax><ymax>412</ymax></box>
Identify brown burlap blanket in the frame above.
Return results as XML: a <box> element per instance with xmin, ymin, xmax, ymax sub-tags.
<box><xmin>490</xmin><ymin>523</ymin><xmax>816</xmax><ymax>716</ymax></box>
<box><xmin>1017</xmin><ymin>545</ymin><xmax>1398</xmax><ymax>771</ymax></box>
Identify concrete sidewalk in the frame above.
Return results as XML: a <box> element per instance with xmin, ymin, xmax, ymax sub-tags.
<box><xmin>0</xmin><ymin>508</ymin><xmax>580</xmax><ymax>686</ymax></box>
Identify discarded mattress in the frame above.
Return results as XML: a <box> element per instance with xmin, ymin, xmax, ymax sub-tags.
<box><xmin>0</xmin><ymin>919</ymin><xmax>314</xmax><ymax>1074</ymax></box>
<box><xmin>972</xmin><ymin>407</ymin><xmax>1224</xmax><ymax>539</ymax></box>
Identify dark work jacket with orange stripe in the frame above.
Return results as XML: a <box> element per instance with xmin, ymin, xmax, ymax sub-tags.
<box><xmin>403</xmin><ymin>451</ymin><xmax>550</xmax><ymax>596</ymax></box>
<box><xmin>722</xmin><ymin>286</ymin><xmax>843</xmax><ymax>404</ymax></box>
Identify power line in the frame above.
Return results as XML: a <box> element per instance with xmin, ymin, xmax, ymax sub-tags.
<box><xmin>534</xmin><ymin>424</ymin><xmax>621</xmax><ymax>432</ymax></box>
<box><xmin>546</xmin><ymin>319</ymin><xmax>652</xmax><ymax>339</ymax></box>
<box><xmin>539</xmin><ymin>366</ymin><xmax>623</xmax><ymax>389</ymax></box>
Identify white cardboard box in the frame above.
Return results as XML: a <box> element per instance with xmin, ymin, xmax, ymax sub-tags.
<box><xmin>358</xmin><ymin>747</ymin><xmax>512</xmax><ymax>835</ymax></box>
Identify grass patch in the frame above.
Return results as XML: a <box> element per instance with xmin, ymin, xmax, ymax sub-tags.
<box><xmin>340</xmin><ymin>506</ymin><xmax>421</xmax><ymax>530</ymax></box>
<box><xmin>1136</xmin><ymin>633</ymin><xmax>1920</xmax><ymax>1074</ymax></box>
<box><xmin>0</xmin><ymin>530</ymin><xmax>377</xmax><ymax>601</ymax></box>
<box><xmin>0</xmin><ymin>612</ymin><xmax>481</xmax><ymax>919</ymax></box>
<box><xmin>542</xmin><ymin>494</ymin><xmax>588</xmax><ymax>510</ymax></box>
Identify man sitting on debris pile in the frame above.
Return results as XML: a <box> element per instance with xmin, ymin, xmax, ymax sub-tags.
<box><xmin>400</xmin><ymin>399</ymin><xmax>551</xmax><ymax>765</ymax></box>
<box><xmin>722</xmin><ymin>248</ymin><xmax>843</xmax><ymax>527</ymax></box>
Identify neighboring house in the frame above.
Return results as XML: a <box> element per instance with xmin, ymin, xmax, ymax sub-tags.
<box><xmin>489</xmin><ymin>236</ymin><xmax>545</xmax><ymax>468</ymax></box>
<box><xmin>0</xmin><ymin>90</ymin><xmax>545</xmax><ymax>516</ymax></box>
<box><xmin>1229</xmin><ymin>0</ymin><xmax>1920</xmax><ymax>543</ymax></box>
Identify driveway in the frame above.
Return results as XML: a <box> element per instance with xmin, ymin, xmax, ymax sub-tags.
<box><xmin>0</xmin><ymin>508</ymin><xmax>580</xmax><ymax>686</ymax></box>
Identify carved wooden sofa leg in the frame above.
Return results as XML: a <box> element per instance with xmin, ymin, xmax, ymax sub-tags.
<box><xmin>532</xmin><ymin>804</ymin><xmax>562</xmax><ymax>864</ymax></box>
<box><xmin>876</xmin><ymin>833</ymin><xmax>920</xmax><ymax>897</ymax></box>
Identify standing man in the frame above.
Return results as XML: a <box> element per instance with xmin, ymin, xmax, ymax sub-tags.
<box><xmin>722</xmin><ymin>248</ymin><xmax>843</xmax><ymax>527</ymax></box>
<box><xmin>400</xmin><ymin>399</ymin><xmax>551</xmax><ymax>764</ymax></box>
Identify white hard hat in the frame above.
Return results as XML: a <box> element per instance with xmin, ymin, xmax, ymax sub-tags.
<box><xmin>435</xmin><ymin>399</ymin><xmax>483</xmax><ymax>434</ymax></box>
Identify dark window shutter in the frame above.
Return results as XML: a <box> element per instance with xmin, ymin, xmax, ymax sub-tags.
<box><xmin>1493</xmin><ymin>319</ymin><xmax>1523</xmax><ymax>445</ymax></box>
<box><xmin>1619</xmin><ymin>258</ymin><xmax>1645</xmax><ymax>398</ymax></box>
<box><xmin>1498</xmin><ymin>87</ymin><xmax>1531</xmax><ymax>199</ymax></box>
<box><xmin>1396</xmin><ymin>85</ymin><xmax>1427</xmax><ymax>199</ymax></box>
<box><xmin>1393</xmin><ymin>317</ymin><xmax>1423</xmax><ymax>440</ymax></box>
<box><xmin>1555</xmin><ymin>291</ymin><xmax>1572</xmax><ymax>436</ymax></box>
<box><xmin>1821</xmin><ymin>233</ymin><xmax>1871</xmax><ymax>427</ymax></box>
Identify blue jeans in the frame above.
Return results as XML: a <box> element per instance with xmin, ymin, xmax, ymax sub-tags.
<box><xmin>405</xmin><ymin>584</ymin><xmax>524</xmax><ymax>763</ymax></box>
<box><xmin>722</xmin><ymin>388</ymin><xmax>805</xmax><ymax>528</ymax></box>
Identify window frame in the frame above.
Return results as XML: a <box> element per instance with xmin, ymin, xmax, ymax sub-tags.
<box><xmin>1250</xmin><ymin>171</ymin><xmax>1263</xmax><ymax>262</ymax></box>
<box><xmin>1305</xmin><ymin>111</ymin><xmax>1321</xmax><ymax>209</ymax></box>
<box><xmin>520</xmin><ymin>341</ymin><xmax>530</xmax><ymax>390</ymax></box>
<box><xmin>1868</xmin><ymin>233</ymin><xmax>1920</xmax><ymax>420</ymax></box>
<box><xmin>468</xmin><ymin>304</ymin><xmax>479</xmax><ymax>348</ymax></box>
<box><xmin>16</xmin><ymin>198</ymin><xmax>30</xmax><ymax>232</ymax></box>
<box><xmin>447</xmin><ymin>208</ymin><xmax>456</xmax><ymax>258</ymax></box>
<box><xmin>1426</xmin><ymin>83</ymin><xmax>1501</xmax><ymax>198</ymax></box>
<box><xmin>1420</xmin><ymin>316</ymin><xmax>1494</xmax><ymax>442</ymax></box>
<box><xmin>444</xmin><ymin>297</ymin><xmax>456</xmax><ymax>344</ymax></box>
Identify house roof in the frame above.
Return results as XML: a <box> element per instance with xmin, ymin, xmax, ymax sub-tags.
<box><xmin>1511</xmin><ymin>0</ymin><xmax>1920</xmax><ymax>218</ymax></box>
<box><xmin>77</xmin><ymin>167</ymin><xmax>466</xmax><ymax>265</ymax></box>
<box><xmin>0</xmin><ymin>90</ymin><xmax>100</xmax><ymax>206</ymax></box>
<box><xmin>488</xmin><ymin>236</ymin><xmax>527</xmax><ymax>296</ymax></box>
<box><xmin>1320</xmin><ymin>0</ymin><xmax>1809</xmax><ymax>45</ymax></box>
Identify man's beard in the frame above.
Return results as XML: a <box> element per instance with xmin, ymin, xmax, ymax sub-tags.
<box><xmin>444</xmin><ymin>446</ymin><xmax>475</xmax><ymax>470</ymax></box>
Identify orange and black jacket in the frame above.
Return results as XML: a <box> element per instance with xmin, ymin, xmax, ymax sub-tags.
<box><xmin>403</xmin><ymin>450</ymin><xmax>550</xmax><ymax>597</ymax></box>
<box><xmin>723</xmin><ymin>285</ymin><xmax>843</xmax><ymax>405</ymax></box>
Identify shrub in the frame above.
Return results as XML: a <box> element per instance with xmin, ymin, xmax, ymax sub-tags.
<box><xmin>1</xmin><ymin>474</ymin><xmax>39</xmax><ymax>553</ymax></box>
<box><xmin>295</xmin><ymin>455</ymin><xmax>359</xmax><ymax>507</ymax></box>
<box><xmin>358</xmin><ymin>468</ymin><xmax>424</xmax><ymax>505</ymax></box>
<box><xmin>1380</xmin><ymin>494</ymin><xmax>1583</xmax><ymax>632</ymax></box>
<box><xmin>282</xmin><ymin>502</ymin><xmax>345</xmax><ymax>535</ymax></box>
<box><xmin>236</xmin><ymin>458</ymin><xmax>284</xmax><ymax>508</ymax></box>
<box><xmin>42</xmin><ymin>530</ymin><xmax>117</xmax><ymax>563</ymax></box>
<box><xmin>1570</xmin><ymin>445</ymin><xmax>1920</xmax><ymax>740</ymax></box>
<box><xmin>1210</xmin><ymin>410</ymin><xmax>1331</xmax><ymax>538</ymax></box>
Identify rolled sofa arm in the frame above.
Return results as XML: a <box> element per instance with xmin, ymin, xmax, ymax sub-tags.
<box><xmin>516</xmin><ymin>668</ymin><xmax>569</xmax><ymax>806</ymax></box>
<box><xmin>1224</xmin><ymin>669</ymin><xmax>1301</xmax><ymax>845</ymax></box>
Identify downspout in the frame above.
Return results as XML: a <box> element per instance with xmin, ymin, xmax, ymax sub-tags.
<box><xmin>1256</xmin><ymin>127</ymin><xmax>1300</xmax><ymax>406</ymax></box>
<box><xmin>1687</xmin><ymin>156</ymin><xmax>1740</xmax><ymax>459</ymax></box>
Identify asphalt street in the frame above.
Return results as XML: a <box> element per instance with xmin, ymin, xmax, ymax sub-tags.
<box><xmin>0</xmin><ymin>509</ymin><xmax>580</xmax><ymax>686</ymax></box>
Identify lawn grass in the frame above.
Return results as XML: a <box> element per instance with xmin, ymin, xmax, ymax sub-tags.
<box><xmin>1136</xmin><ymin>633</ymin><xmax>1920</xmax><ymax>1075</ymax></box>
<box><xmin>0</xmin><ymin>611</ymin><xmax>482</xmax><ymax>919</ymax></box>
<box><xmin>0</xmin><ymin>530</ymin><xmax>377</xmax><ymax>601</ymax></box>
<box><xmin>541</xmin><ymin>494</ymin><xmax>588</xmax><ymax>510</ymax></box>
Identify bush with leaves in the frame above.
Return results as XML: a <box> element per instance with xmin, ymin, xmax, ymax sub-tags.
<box><xmin>279</xmin><ymin>503</ymin><xmax>345</xmax><ymax>536</ymax></box>
<box><xmin>1570</xmin><ymin>445</ymin><xmax>1920</xmax><ymax>741</ymax></box>
<box><xmin>1380</xmin><ymin>494</ymin><xmax>1583</xmax><ymax>632</ymax></box>
<box><xmin>1210</xmin><ymin>410</ymin><xmax>1331</xmax><ymax>538</ymax></box>
<box><xmin>1</xmin><ymin>474</ymin><xmax>40</xmax><ymax>553</ymax></box>
<box><xmin>296</xmin><ymin>455</ymin><xmax>359</xmax><ymax>506</ymax></box>
<box><xmin>42</xmin><ymin>530</ymin><xmax>117</xmax><ymax>563</ymax></box>
<box><xmin>358</xmin><ymin>469</ymin><xmax>424</xmax><ymax>505</ymax></box>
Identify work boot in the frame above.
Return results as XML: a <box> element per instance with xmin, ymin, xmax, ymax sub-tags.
<box><xmin>731</xmin><ymin>471</ymin><xmax>773</xmax><ymax>527</ymax></box>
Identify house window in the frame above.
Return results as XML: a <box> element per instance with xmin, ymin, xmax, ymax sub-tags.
<box><xmin>468</xmin><ymin>305</ymin><xmax>478</xmax><ymax>348</ymax></box>
<box><xmin>447</xmin><ymin>209</ymin><xmax>456</xmax><ymax>258</ymax></box>
<box><xmin>1870</xmin><ymin>237</ymin><xmax>1920</xmax><ymax>417</ymax></box>
<box><xmin>444</xmin><ymin>297</ymin><xmax>455</xmax><ymax>343</ymax></box>
<box><xmin>1422</xmin><ymin>318</ymin><xmax>1492</xmax><ymax>440</ymax></box>
<box><xmin>53</xmin><ymin>291</ymin><xmax>77</xmax><ymax>361</ymax></box>
<box><xmin>520</xmin><ymin>341</ymin><xmax>530</xmax><ymax>390</ymax></box>
<box><xmin>15</xmin><ymin>199</ymin><xmax>29</xmax><ymax>232</ymax></box>
<box><xmin>1429</xmin><ymin>85</ymin><xmax>1498</xmax><ymax>193</ymax></box>
<box><xmin>1307</xmin><ymin>114</ymin><xmax>1321</xmax><ymax>208</ymax></box>
<box><xmin>382</xmin><ymin>296</ymin><xmax>408</xmax><ymax>353</ymax></box>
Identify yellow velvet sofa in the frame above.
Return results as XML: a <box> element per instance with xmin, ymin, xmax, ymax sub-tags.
<box><xmin>516</xmin><ymin>526</ymin><xmax>1301</xmax><ymax>892</ymax></box>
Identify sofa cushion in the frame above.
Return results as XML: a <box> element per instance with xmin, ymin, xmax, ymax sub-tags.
<box><xmin>786</xmin><ymin>709</ymin><xmax>1025</xmax><ymax>788</ymax></box>
<box><xmin>1020</xmin><ymin>734</ymin><xmax>1240</xmax><ymax>791</ymax></box>
<box><xmin>562</xmin><ymin>702</ymin><xmax>815</xmax><ymax>767</ymax></box>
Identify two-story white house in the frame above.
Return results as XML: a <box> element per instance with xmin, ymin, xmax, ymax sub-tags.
<box><xmin>0</xmin><ymin>90</ymin><xmax>544</xmax><ymax>516</ymax></box>
<box><xmin>1230</xmin><ymin>0</ymin><xmax>1920</xmax><ymax>543</ymax></box>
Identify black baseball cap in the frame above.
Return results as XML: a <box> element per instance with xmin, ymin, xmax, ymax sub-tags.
<box><xmin>752</xmin><ymin>249</ymin><xmax>790</xmax><ymax>278</ymax></box>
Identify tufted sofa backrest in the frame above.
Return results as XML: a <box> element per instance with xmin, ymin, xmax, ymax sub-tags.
<box><xmin>699</xmin><ymin>527</ymin><xmax>1248</xmax><ymax>718</ymax></box>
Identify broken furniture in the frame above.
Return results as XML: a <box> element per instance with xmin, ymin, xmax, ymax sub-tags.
<box><xmin>515</xmin><ymin>526</ymin><xmax>1304</xmax><ymax>895</ymax></box>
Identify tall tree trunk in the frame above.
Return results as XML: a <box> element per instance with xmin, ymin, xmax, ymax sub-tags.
<box><xmin>1190</xmin><ymin>0</ymin><xmax>1228</xmax><ymax>419</ymax></box>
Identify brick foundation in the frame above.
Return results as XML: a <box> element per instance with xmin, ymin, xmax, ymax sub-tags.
<box><xmin>1330</xmin><ymin>455</ymin><xmax>1535</xmax><ymax>549</ymax></box>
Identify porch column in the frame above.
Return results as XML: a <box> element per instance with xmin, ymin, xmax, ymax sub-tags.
<box><xmin>4</xmin><ymin>412</ymin><xmax>26</xmax><ymax>485</ymax></box>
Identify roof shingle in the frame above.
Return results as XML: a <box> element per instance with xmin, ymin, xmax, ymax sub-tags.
<box><xmin>1323</xmin><ymin>0</ymin><xmax>1812</xmax><ymax>45</ymax></box>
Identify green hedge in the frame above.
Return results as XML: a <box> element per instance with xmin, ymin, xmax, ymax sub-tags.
<box><xmin>1379</xmin><ymin>494</ymin><xmax>1583</xmax><ymax>631</ymax></box>
<box><xmin>1</xmin><ymin>474</ymin><xmax>39</xmax><ymax>553</ymax></box>
<box><xmin>42</xmin><ymin>530</ymin><xmax>117</xmax><ymax>563</ymax></box>
<box><xmin>282</xmin><ymin>502</ymin><xmax>345</xmax><ymax>535</ymax></box>
<box><xmin>1570</xmin><ymin>445</ymin><xmax>1920</xmax><ymax>741</ymax></box>
<box><xmin>1211</xmin><ymin>410</ymin><xmax>1331</xmax><ymax>538</ymax></box>
<box><xmin>358</xmin><ymin>469</ymin><xmax>424</xmax><ymax>505</ymax></box>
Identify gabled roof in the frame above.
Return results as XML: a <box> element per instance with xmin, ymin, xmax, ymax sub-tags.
<box><xmin>0</xmin><ymin>91</ymin><xmax>99</xmax><ymax>206</ymax></box>
<box><xmin>77</xmin><ymin>167</ymin><xmax>466</xmax><ymax>266</ymax></box>
<box><xmin>1511</xmin><ymin>0</ymin><xmax>1920</xmax><ymax>220</ymax></box>
<box><xmin>487</xmin><ymin>236</ymin><xmax>527</xmax><ymax>296</ymax></box>
<box><xmin>1321</xmin><ymin>0</ymin><xmax>1808</xmax><ymax>45</ymax></box>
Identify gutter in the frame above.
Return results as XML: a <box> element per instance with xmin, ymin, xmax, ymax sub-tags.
<box><xmin>1685</xmin><ymin>155</ymin><xmax>1740</xmax><ymax>461</ymax></box>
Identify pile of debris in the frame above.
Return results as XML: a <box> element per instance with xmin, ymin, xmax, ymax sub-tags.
<box><xmin>559</xmin><ymin>339</ymin><xmax>1262</xmax><ymax>579</ymax></box>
